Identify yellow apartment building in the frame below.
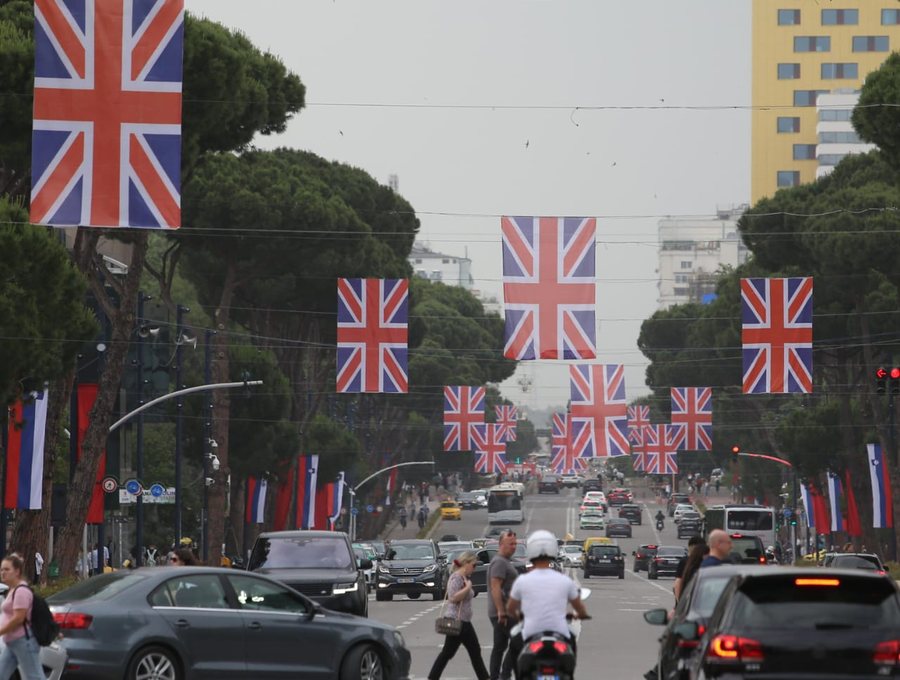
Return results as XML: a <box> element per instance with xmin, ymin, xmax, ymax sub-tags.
<box><xmin>752</xmin><ymin>1</ymin><xmax>900</xmax><ymax>202</ymax></box>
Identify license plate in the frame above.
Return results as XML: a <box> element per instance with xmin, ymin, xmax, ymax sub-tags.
<box><xmin>397</xmin><ymin>577</ymin><xmax>414</xmax><ymax>583</ymax></box>
<box><xmin>597</xmin><ymin>558</ymin><xmax>610</xmax><ymax>562</ymax></box>
<box><xmin>538</xmin><ymin>675</ymin><xmax>559</xmax><ymax>680</ymax></box>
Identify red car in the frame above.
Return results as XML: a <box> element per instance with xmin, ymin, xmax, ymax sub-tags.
<box><xmin>607</xmin><ymin>489</ymin><xmax>631</xmax><ymax>506</ymax></box>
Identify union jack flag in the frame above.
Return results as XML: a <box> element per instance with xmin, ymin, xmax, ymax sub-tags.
<box><xmin>627</xmin><ymin>404</ymin><xmax>650</xmax><ymax>445</ymax></box>
<box><xmin>443</xmin><ymin>386</ymin><xmax>485</xmax><ymax>451</ymax></box>
<box><xmin>472</xmin><ymin>424</ymin><xmax>507</xmax><ymax>474</ymax></box>
<box><xmin>501</xmin><ymin>216</ymin><xmax>597</xmax><ymax>360</ymax></box>
<box><xmin>630</xmin><ymin>426</ymin><xmax>646</xmax><ymax>472</ymax></box>
<box><xmin>643</xmin><ymin>424</ymin><xmax>678</xmax><ymax>475</ymax></box>
<box><xmin>336</xmin><ymin>278</ymin><xmax>408</xmax><ymax>393</ymax></box>
<box><xmin>670</xmin><ymin>387</ymin><xmax>712</xmax><ymax>451</ymax></box>
<box><xmin>551</xmin><ymin>412</ymin><xmax>586</xmax><ymax>474</ymax></box>
<box><xmin>741</xmin><ymin>277</ymin><xmax>813</xmax><ymax>394</ymax></box>
<box><xmin>31</xmin><ymin>0</ymin><xmax>184</xmax><ymax>229</ymax></box>
<box><xmin>495</xmin><ymin>405</ymin><xmax>518</xmax><ymax>442</ymax></box>
<box><xmin>569</xmin><ymin>364</ymin><xmax>629</xmax><ymax>458</ymax></box>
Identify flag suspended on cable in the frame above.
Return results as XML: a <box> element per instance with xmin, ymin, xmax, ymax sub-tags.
<box><xmin>741</xmin><ymin>277</ymin><xmax>813</xmax><ymax>394</ymax></box>
<box><xmin>443</xmin><ymin>386</ymin><xmax>485</xmax><ymax>451</ymax></box>
<box><xmin>627</xmin><ymin>404</ymin><xmax>650</xmax><ymax>445</ymax></box>
<box><xmin>5</xmin><ymin>390</ymin><xmax>49</xmax><ymax>510</ymax></box>
<box><xmin>569</xmin><ymin>364</ymin><xmax>629</xmax><ymax>458</ymax></box>
<box><xmin>643</xmin><ymin>424</ymin><xmax>678</xmax><ymax>475</ymax></box>
<box><xmin>336</xmin><ymin>278</ymin><xmax>408</xmax><ymax>393</ymax></box>
<box><xmin>630</xmin><ymin>426</ymin><xmax>646</xmax><ymax>472</ymax></box>
<box><xmin>826</xmin><ymin>473</ymin><xmax>844</xmax><ymax>533</ymax></box>
<box><xmin>501</xmin><ymin>216</ymin><xmax>597</xmax><ymax>360</ymax></box>
<box><xmin>670</xmin><ymin>387</ymin><xmax>712</xmax><ymax>451</ymax></box>
<box><xmin>31</xmin><ymin>0</ymin><xmax>184</xmax><ymax>228</ymax></box>
<box><xmin>550</xmin><ymin>412</ymin><xmax>585</xmax><ymax>474</ymax></box>
<box><xmin>245</xmin><ymin>477</ymin><xmax>267</xmax><ymax>524</ymax></box>
<box><xmin>799</xmin><ymin>484</ymin><xmax>815</xmax><ymax>528</ymax></box>
<box><xmin>472</xmin><ymin>424</ymin><xmax>508</xmax><ymax>474</ymax></box>
<box><xmin>868</xmin><ymin>443</ymin><xmax>894</xmax><ymax>529</ymax></box>
<box><xmin>495</xmin><ymin>405</ymin><xmax>518</xmax><ymax>442</ymax></box>
<box><xmin>295</xmin><ymin>455</ymin><xmax>318</xmax><ymax>529</ymax></box>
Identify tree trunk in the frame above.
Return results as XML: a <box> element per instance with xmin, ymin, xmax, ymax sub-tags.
<box><xmin>55</xmin><ymin>231</ymin><xmax>148</xmax><ymax>576</ymax></box>
<box><xmin>9</xmin><ymin>370</ymin><xmax>75</xmax><ymax>583</ymax></box>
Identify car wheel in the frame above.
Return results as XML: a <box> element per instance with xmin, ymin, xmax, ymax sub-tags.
<box><xmin>618</xmin><ymin>571</ymin><xmax>624</xmax><ymax>580</ymax></box>
<box><xmin>633</xmin><ymin>563</ymin><xmax>639</xmax><ymax>572</ymax></box>
<box><xmin>582</xmin><ymin>571</ymin><xmax>589</xmax><ymax>579</ymax></box>
<box><xmin>375</xmin><ymin>591</ymin><xmax>391</xmax><ymax>602</ymax></box>
<box><xmin>340</xmin><ymin>644</ymin><xmax>385</xmax><ymax>680</ymax></box>
<box><xmin>126</xmin><ymin>645</ymin><xmax>181</xmax><ymax>680</ymax></box>
<box><xmin>649</xmin><ymin>570</ymin><xmax>657</xmax><ymax>580</ymax></box>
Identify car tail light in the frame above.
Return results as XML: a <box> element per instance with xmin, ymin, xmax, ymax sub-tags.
<box><xmin>528</xmin><ymin>641</ymin><xmax>544</xmax><ymax>653</ymax></box>
<box><xmin>53</xmin><ymin>612</ymin><xmax>93</xmax><ymax>629</ymax></box>
<box><xmin>654</xmin><ymin>557</ymin><xmax>663</xmax><ymax>563</ymax></box>
<box><xmin>707</xmin><ymin>634</ymin><xmax>764</xmax><ymax>662</ymax></box>
<box><xmin>795</xmin><ymin>578</ymin><xmax>840</xmax><ymax>587</ymax></box>
<box><xmin>874</xmin><ymin>640</ymin><xmax>900</xmax><ymax>665</ymax></box>
<box><xmin>553</xmin><ymin>641</ymin><xmax>569</xmax><ymax>654</ymax></box>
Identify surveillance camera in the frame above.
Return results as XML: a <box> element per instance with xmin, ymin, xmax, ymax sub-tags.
<box><xmin>204</xmin><ymin>477</ymin><xmax>215</xmax><ymax>487</ymax></box>
<box><xmin>138</xmin><ymin>325</ymin><xmax>161</xmax><ymax>339</ymax></box>
<box><xmin>208</xmin><ymin>439</ymin><xmax>218</xmax><ymax>449</ymax></box>
<box><xmin>211</xmin><ymin>455</ymin><xmax>221</xmax><ymax>472</ymax></box>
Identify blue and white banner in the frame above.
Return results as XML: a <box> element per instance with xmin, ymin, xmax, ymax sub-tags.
<box><xmin>826</xmin><ymin>473</ymin><xmax>844</xmax><ymax>533</ymax></box>
<box><xmin>245</xmin><ymin>477</ymin><xmax>268</xmax><ymax>524</ymax></box>
<box><xmin>868</xmin><ymin>443</ymin><xmax>894</xmax><ymax>529</ymax></box>
<box><xmin>799</xmin><ymin>484</ymin><xmax>815</xmax><ymax>528</ymax></box>
<box><xmin>5</xmin><ymin>390</ymin><xmax>48</xmax><ymax>510</ymax></box>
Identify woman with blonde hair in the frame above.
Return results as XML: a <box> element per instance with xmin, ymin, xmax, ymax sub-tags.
<box><xmin>427</xmin><ymin>551</ymin><xmax>489</xmax><ymax>680</ymax></box>
<box><xmin>0</xmin><ymin>553</ymin><xmax>43</xmax><ymax>679</ymax></box>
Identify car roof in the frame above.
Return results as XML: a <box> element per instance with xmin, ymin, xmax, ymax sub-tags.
<box><xmin>389</xmin><ymin>539</ymin><xmax>434</xmax><ymax>545</ymax></box>
<box><xmin>258</xmin><ymin>530</ymin><xmax>346</xmax><ymax>539</ymax></box>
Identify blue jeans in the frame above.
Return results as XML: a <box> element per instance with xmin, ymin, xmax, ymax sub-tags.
<box><xmin>0</xmin><ymin>635</ymin><xmax>44</xmax><ymax>680</ymax></box>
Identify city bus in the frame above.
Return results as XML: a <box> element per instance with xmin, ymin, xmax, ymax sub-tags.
<box><xmin>487</xmin><ymin>483</ymin><xmax>525</xmax><ymax>524</ymax></box>
<box><xmin>703</xmin><ymin>504</ymin><xmax>777</xmax><ymax>549</ymax></box>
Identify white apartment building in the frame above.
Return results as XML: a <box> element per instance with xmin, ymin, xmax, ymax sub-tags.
<box><xmin>657</xmin><ymin>207</ymin><xmax>750</xmax><ymax>310</ymax></box>
<box><xmin>408</xmin><ymin>243</ymin><xmax>474</xmax><ymax>289</ymax></box>
<box><xmin>815</xmin><ymin>91</ymin><xmax>876</xmax><ymax>179</ymax></box>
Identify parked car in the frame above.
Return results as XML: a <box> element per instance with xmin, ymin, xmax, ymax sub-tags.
<box><xmin>376</xmin><ymin>539</ymin><xmax>446</xmax><ymax>601</ymax></box>
<box><xmin>606</xmin><ymin>518</ymin><xmax>633</xmax><ymax>538</ymax></box>
<box><xmin>539</xmin><ymin>475</ymin><xmax>561</xmax><ymax>494</ymax></box>
<box><xmin>632</xmin><ymin>544</ymin><xmax>658</xmax><ymax>573</ymax></box>
<box><xmin>583</xmin><ymin>543</ymin><xmax>625</xmax><ymax>579</ymax></box>
<box><xmin>648</xmin><ymin>545</ymin><xmax>688</xmax><ymax>580</ymax></box>
<box><xmin>618</xmin><ymin>503</ymin><xmax>643</xmax><ymax>525</ymax></box>
<box><xmin>677</xmin><ymin>512</ymin><xmax>703</xmax><ymax>539</ymax></box>
<box><xmin>248</xmin><ymin>530</ymin><xmax>369</xmax><ymax>616</ymax></box>
<box><xmin>48</xmin><ymin>567</ymin><xmax>410</xmax><ymax>680</ymax></box>
<box><xmin>439</xmin><ymin>500</ymin><xmax>462</xmax><ymax>520</ymax></box>
<box><xmin>667</xmin><ymin>493</ymin><xmax>692</xmax><ymax>516</ymax></box>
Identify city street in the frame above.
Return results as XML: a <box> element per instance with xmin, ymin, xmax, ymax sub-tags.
<box><xmin>368</xmin><ymin>486</ymin><xmax>690</xmax><ymax>679</ymax></box>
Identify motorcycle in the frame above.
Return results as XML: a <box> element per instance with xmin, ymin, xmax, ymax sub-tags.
<box><xmin>655</xmin><ymin>517</ymin><xmax>665</xmax><ymax>531</ymax></box>
<box><xmin>513</xmin><ymin>588</ymin><xmax>590</xmax><ymax>680</ymax></box>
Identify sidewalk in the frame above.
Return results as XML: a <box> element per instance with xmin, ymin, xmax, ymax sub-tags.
<box><xmin>380</xmin><ymin>485</ymin><xmax>443</xmax><ymax>540</ymax></box>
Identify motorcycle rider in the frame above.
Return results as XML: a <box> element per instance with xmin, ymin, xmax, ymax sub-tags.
<box><xmin>655</xmin><ymin>510</ymin><xmax>665</xmax><ymax>528</ymax></box>
<box><xmin>506</xmin><ymin>530</ymin><xmax>590</xmax><ymax>676</ymax></box>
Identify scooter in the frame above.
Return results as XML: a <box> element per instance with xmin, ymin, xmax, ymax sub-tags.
<box><xmin>513</xmin><ymin>588</ymin><xmax>590</xmax><ymax>680</ymax></box>
<box><xmin>656</xmin><ymin>517</ymin><xmax>665</xmax><ymax>531</ymax></box>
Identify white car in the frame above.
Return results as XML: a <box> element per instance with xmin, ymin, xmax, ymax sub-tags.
<box><xmin>583</xmin><ymin>491</ymin><xmax>606</xmax><ymax>504</ymax></box>
<box><xmin>558</xmin><ymin>545</ymin><xmax>584</xmax><ymax>567</ymax></box>
<box><xmin>0</xmin><ymin>584</ymin><xmax>66</xmax><ymax>679</ymax></box>
<box><xmin>672</xmin><ymin>503</ymin><xmax>695</xmax><ymax>524</ymax></box>
<box><xmin>580</xmin><ymin>510</ymin><xmax>606</xmax><ymax>530</ymax></box>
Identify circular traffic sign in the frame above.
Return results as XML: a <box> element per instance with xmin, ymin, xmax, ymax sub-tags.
<box><xmin>101</xmin><ymin>476</ymin><xmax>119</xmax><ymax>494</ymax></box>
<box><xmin>366</xmin><ymin>504</ymin><xmax>374</xmax><ymax>513</ymax></box>
<box><xmin>350</xmin><ymin>507</ymin><xmax>359</xmax><ymax>516</ymax></box>
<box><xmin>149</xmin><ymin>484</ymin><xmax>165</xmax><ymax>498</ymax></box>
<box><xmin>124</xmin><ymin>479</ymin><xmax>143</xmax><ymax>496</ymax></box>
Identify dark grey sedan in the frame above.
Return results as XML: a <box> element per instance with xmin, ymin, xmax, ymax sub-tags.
<box><xmin>47</xmin><ymin>567</ymin><xmax>410</xmax><ymax>680</ymax></box>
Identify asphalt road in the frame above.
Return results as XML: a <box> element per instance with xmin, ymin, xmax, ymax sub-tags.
<box><xmin>368</xmin><ymin>485</ymin><xmax>695</xmax><ymax>680</ymax></box>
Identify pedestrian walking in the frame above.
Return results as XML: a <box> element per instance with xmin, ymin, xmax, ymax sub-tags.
<box><xmin>0</xmin><ymin>553</ymin><xmax>43</xmax><ymax>680</ymax></box>
<box><xmin>399</xmin><ymin>506</ymin><xmax>408</xmax><ymax>530</ymax></box>
<box><xmin>487</xmin><ymin>530</ymin><xmax>518</xmax><ymax>680</ymax></box>
<box><xmin>427</xmin><ymin>552</ymin><xmax>490</xmax><ymax>680</ymax></box>
<box><xmin>417</xmin><ymin>506</ymin><xmax>427</xmax><ymax>530</ymax></box>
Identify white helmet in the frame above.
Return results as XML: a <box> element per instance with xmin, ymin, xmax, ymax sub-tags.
<box><xmin>526</xmin><ymin>530</ymin><xmax>558</xmax><ymax>561</ymax></box>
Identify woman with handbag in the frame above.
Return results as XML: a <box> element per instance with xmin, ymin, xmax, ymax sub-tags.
<box><xmin>428</xmin><ymin>551</ymin><xmax>489</xmax><ymax>680</ymax></box>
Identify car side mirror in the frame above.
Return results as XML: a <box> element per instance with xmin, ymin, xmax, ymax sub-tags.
<box><xmin>643</xmin><ymin>608</ymin><xmax>669</xmax><ymax>626</ymax></box>
<box><xmin>674</xmin><ymin>621</ymin><xmax>699</xmax><ymax>640</ymax></box>
<box><xmin>359</xmin><ymin>559</ymin><xmax>373</xmax><ymax>570</ymax></box>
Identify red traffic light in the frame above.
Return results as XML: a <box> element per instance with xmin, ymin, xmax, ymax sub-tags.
<box><xmin>731</xmin><ymin>445</ymin><xmax>741</xmax><ymax>455</ymax></box>
<box><xmin>891</xmin><ymin>368</ymin><xmax>900</xmax><ymax>380</ymax></box>
<box><xmin>877</xmin><ymin>367</ymin><xmax>888</xmax><ymax>380</ymax></box>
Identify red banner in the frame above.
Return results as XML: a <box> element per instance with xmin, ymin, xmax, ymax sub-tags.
<box><xmin>76</xmin><ymin>384</ymin><xmax>106</xmax><ymax>524</ymax></box>
<box><xmin>844</xmin><ymin>472</ymin><xmax>862</xmax><ymax>537</ymax></box>
<box><xmin>272</xmin><ymin>467</ymin><xmax>295</xmax><ymax>531</ymax></box>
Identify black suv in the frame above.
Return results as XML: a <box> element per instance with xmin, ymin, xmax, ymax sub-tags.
<box><xmin>456</xmin><ymin>491</ymin><xmax>481</xmax><ymax>509</ymax></box>
<box><xmin>677</xmin><ymin>511</ymin><xmax>703</xmax><ymax>539</ymax></box>
<box><xmin>376</xmin><ymin>539</ymin><xmax>446</xmax><ymax>601</ymax></box>
<box><xmin>727</xmin><ymin>533</ymin><xmax>767</xmax><ymax>564</ymax></box>
<box><xmin>248</xmin><ymin>530</ymin><xmax>370</xmax><ymax>616</ymax></box>
<box><xmin>824</xmin><ymin>552</ymin><xmax>886</xmax><ymax>572</ymax></box>
<box><xmin>632</xmin><ymin>544</ymin><xmax>658</xmax><ymax>572</ymax></box>
<box><xmin>582</xmin><ymin>477</ymin><xmax>603</xmax><ymax>493</ymax></box>
<box><xmin>618</xmin><ymin>503</ymin><xmax>643</xmax><ymax>525</ymax></box>
<box><xmin>648</xmin><ymin>545</ymin><xmax>687</xmax><ymax>580</ymax></box>
<box><xmin>539</xmin><ymin>475</ymin><xmax>561</xmax><ymax>494</ymax></box>
<box><xmin>583</xmin><ymin>544</ymin><xmax>624</xmax><ymax>579</ymax></box>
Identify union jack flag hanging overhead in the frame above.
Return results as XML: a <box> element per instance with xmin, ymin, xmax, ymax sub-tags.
<box><xmin>670</xmin><ymin>387</ymin><xmax>712</xmax><ymax>451</ymax></box>
<box><xmin>443</xmin><ymin>386</ymin><xmax>485</xmax><ymax>451</ymax></box>
<box><xmin>643</xmin><ymin>424</ymin><xmax>678</xmax><ymax>475</ymax></box>
<box><xmin>472</xmin><ymin>424</ymin><xmax>508</xmax><ymax>474</ymax></box>
<box><xmin>627</xmin><ymin>404</ymin><xmax>650</xmax><ymax>445</ymax></box>
<box><xmin>31</xmin><ymin>0</ymin><xmax>184</xmax><ymax>229</ymax></box>
<box><xmin>630</xmin><ymin>425</ymin><xmax>646</xmax><ymax>472</ymax></box>
<box><xmin>569</xmin><ymin>364</ymin><xmax>629</xmax><ymax>458</ymax></box>
<box><xmin>741</xmin><ymin>277</ymin><xmax>813</xmax><ymax>394</ymax></box>
<box><xmin>501</xmin><ymin>216</ymin><xmax>597</xmax><ymax>360</ymax></box>
<box><xmin>495</xmin><ymin>405</ymin><xmax>518</xmax><ymax>442</ymax></box>
<box><xmin>550</xmin><ymin>412</ymin><xmax>586</xmax><ymax>474</ymax></box>
<box><xmin>336</xmin><ymin>278</ymin><xmax>408</xmax><ymax>393</ymax></box>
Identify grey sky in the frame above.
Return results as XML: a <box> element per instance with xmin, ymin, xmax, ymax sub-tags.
<box><xmin>186</xmin><ymin>0</ymin><xmax>751</xmax><ymax>416</ymax></box>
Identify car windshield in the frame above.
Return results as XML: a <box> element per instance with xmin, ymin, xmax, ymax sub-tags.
<box><xmin>563</xmin><ymin>546</ymin><xmax>581</xmax><ymax>554</ymax></box>
<box><xmin>609</xmin><ymin>519</ymin><xmax>628</xmax><ymax>525</ymax></box>
<box><xmin>658</xmin><ymin>547</ymin><xmax>685</xmax><ymax>557</ymax></box>
<box><xmin>386</xmin><ymin>543</ymin><xmax>435</xmax><ymax>560</ymax></box>
<box><xmin>831</xmin><ymin>555</ymin><xmax>881</xmax><ymax>570</ymax></box>
<box><xmin>249</xmin><ymin>536</ymin><xmax>352</xmax><ymax>570</ymax></box>
<box><xmin>590</xmin><ymin>546</ymin><xmax>619</xmax><ymax>557</ymax></box>
<box><xmin>441</xmin><ymin>502</ymin><xmax>457</xmax><ymax>508</ymax></box>
<box><xmin>47</xmin><ymin>572</ymin><xmax>144</xmax><ymax>604</ymax></box>
<box><xmin>732</xmin><ymin>575</ymin><xmax>900</xmax><ymax>629</ymax></box>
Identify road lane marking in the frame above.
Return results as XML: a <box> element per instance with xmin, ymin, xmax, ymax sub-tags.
<box><xmin>628</xmin><ymin>568</ymin><xmax>676</xmax><ymax>595</ymax></box>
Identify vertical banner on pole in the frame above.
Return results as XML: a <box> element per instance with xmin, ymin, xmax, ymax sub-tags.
<box><xmin>76</xmin><ymin>385</ymin><xmax>106</xmax><ymax>524</ymax></box>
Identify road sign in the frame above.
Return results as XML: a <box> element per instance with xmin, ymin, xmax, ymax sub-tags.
<box><xmin>366</xmin><ymin>504</ymin><xmax>374</xmax><ymax>513</ymax></box>
<box><xmin>101</xmin><ymin>476</ymin><xmax>119</xmax><ymax>494</ymax></box>
<box><xmin>124</xmin><ymin>479</ymin><xmax>143</xmax><ymax>496</ymax></box>
<box><xmin>119</xmin><ymin>487</ymin><xmax>175</xmax><ymax>505</ymax></box>
<box><xmin>149</xmin><ymin>484</ymin><xmax>165</xmax><ymax>498</ymax></box>
<box><xmin>350</xmin><ymin>507</ymin><xmax>359</xmax><ymax>516</ymax></box>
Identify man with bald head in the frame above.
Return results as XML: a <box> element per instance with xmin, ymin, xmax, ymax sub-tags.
<box><xmin>700</xmin><ymin>530</ymin><xmax>733</xmax><ymax>567</ymax></box>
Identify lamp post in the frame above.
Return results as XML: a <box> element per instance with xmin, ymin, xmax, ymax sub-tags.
<box><xmin>348</xmin><ymin>461</ymin><xmax>434</xmax><ymax>541</ymax></box>
<box><xmin>134</xmin><ymin>291</ymin><xmax>148</xmax><ymax>567</ymax></box>
<box><xmin>174</xmin><ymin>304</ymin><xmax>189</xmax><ymax>544</ymax></box>
<box><xmin>202</xmin><ymin>329</ymin><xmax>214</xmax><ymax>563</ymax></box>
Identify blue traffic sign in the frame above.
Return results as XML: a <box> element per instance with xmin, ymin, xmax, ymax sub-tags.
<box><xmin>783</xmin><ymin>508</ymin><xmax>792</xmax><ymax>518</ymax></box>
<box><xmin>350</xmin><ymin>507</ymin><xmax>359</xmax><ymax>516</ymax></box>
<box><xmin>149</xmin><ymin>484</ymin><xmax>165</xmax><ymax>498</ymax></box>
<box><xmin>124</xmin><ymin>479</ymin><xmax>143</xmax><ymax>496</ymax></box>
<box><xmin>366</xmin><ymin>504</ymin><xmax>374</xmax><ymax>513</ymax></box>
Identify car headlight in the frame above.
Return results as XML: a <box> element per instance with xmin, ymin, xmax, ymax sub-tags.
<box><xmin>333</xmin><ymin>582</ymin><xmax>359</xmax><ymax>595</ymax></box>
<box><xmin>377</xmin><ymin>564</ymin><xmax>390</xmax><ymax>574</ymax></box>
<box><xmin>423</xmin><ymin>563</ymin><xmax>436</xmax><ymax>573</ymax></box>
<box><xmin>393</xmin><ymin>630</ymin><xmax>406</xmax><ymax>648</ymax></box>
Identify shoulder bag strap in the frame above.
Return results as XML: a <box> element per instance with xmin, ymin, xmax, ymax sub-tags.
<box><xmin>10</xmin><ymin>585</ymin><xmax>32</xmax><ymax>638</ymax></box>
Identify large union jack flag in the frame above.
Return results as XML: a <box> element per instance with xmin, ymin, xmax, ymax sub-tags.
<box><xmin>501</xmin><ymin>216</ymin><xmax>597</xmax><ymax>360</ymax></box>
<box><xmin>627</xmin><ymin>404</ymin><xmax>650</xmax><ymax>445</ymax></box>
<box><xmin>630</xmin><ymin>425</ymin><xmax>646</xmax><ymax>472</ymax></box>
<box><xmin>670</xmin><ymin>387</ymin><xmax>712</xmax><ymax>451</ymax></box>
<box><xmin>443</xmin><ymin>386</ymin><xmax>485</xmax><ymax>451</ymax></box>
<box><xmin>741</xmin><ymin>277</ymin><xmax>813</xmax><ymax>394</ymax></box>
<box><xmin>644</xmin><ymin>424</ymin><xmax>678</xmax><ymax>475</ymax></box>
<box><xmin>551</xmin><ymin>412</ymin><xmax>586</xmax><ymax>474</ymax></box>
<box><xmin>495</xmin><ymin>405</ymin><xmax>518</xmax><ymax>442</ymax></box>
<box><xmin>31</xmin><ymin>0</ymin><xmax>184</xmax><ymax>229</ymax></box>
<box><xmin>569</xmin><ymin>364</ymin><xmax>629</xmax><ymax>458</ymax></box>
<box><xmin>472</xmin><ymin>424</ymin><xmax>508</xmax><ymax>474</ymax></box>
<box><xmin>336</xmin><ymin>278</ymin><xmax>408</xmax><ymax>393</ymax></box>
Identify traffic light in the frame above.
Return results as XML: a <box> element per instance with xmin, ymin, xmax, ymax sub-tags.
<box><xmin>731</xmin><ymin>445</ymin><xmax>741</xmax><ymax>455</ymax></box>
<box><xmin>876</xmin><ymin>367</ymin><xmax>888</xmax><ymax>394</ymax></box>
<box><xmin>891</xmin><ymin>368</ymin><xmax>900</xmax><ymax>395</ymax></box>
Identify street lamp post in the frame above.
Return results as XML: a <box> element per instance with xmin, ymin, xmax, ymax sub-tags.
<box><xmin>733</xmin><ymin>449</ymin><xmax>795</xmax><ymax>561</ymax></box>
<box><xmin>348</xmin><ymin>461</ymin><xmax>434</xmax><ymax>541</ymax></box>
<box><xmin>134</xmin><ymin>291</ymin><xmax>147</xmax><ymax>567</ymax></box>
<box><xmin>174</xmin><ymin>304</ymin><xmax>188</xmax><ymax>544</ymax></box>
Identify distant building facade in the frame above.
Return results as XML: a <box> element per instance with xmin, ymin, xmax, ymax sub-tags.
<box><xmin>408</xmin><ymin>243</ymin><xmax>474</xmax><ymax>289</ymax></box>
<box><xmin>657</xmin><ymin>206</ymin><xmax>750</xmax><ymax>310</ymax></box>
<box><xmin>815</xmin><ymin>91</ymin><xmax>876</xmax><ymax>179</ymax></box>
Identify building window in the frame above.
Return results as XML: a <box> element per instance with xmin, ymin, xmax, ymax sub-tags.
<box><xmin>680</xmin><ymin>261</ymin><xmax>693</xmax><ymax>270</ymax></box>
<box><xmin>674</xmin><ymin>274</ymin><xmax>689</xmax><ymax>284</ymax></box>
<box><xmin>852</xmin><ymin>36</ymin><xmax>889</xmax><ymax>52</ymax></box>
<box><xmin>661</xmin><ymin>241</ymin><xmax>693</xmax><ymax>251</ymax></box>
<box><xmin>821</xmin><ymin>62</ymin><xmax>858</xmax><ymax>79</ymax></box>
<box><xmin>818</xmin><ymin>108</ymin><xmax>852</xmax><ymax>122</ymax></box>
<box><xmin>778</xmin><ymin>9</ymin><xmax>800</xmax><ymax>25</ymax></box>
<box><xmin>794</xmin><ymin>36</ymin><xmax>830</xmax><ymax>52</ymax></box>
<box><xmin>442</xmin><ymin>258</ymin><xmax>449</xmax><ymax>264</ymax></box>
<box><xmin>883</xmin><ymin>9</ymin><xmax>900</xmax><ymax>25</ymax></box>
<box><xmin>777</xmin><ymin>116</ymin><xmax>801</xmax><ymax>133</ymax></box>
<box><xmin>818</xmin><ymin>130</ymin><xmax>862</xmax><ymax>144</ymax></box>
<box><xmin>414</xmin><ymin>259</ymin><xmax>422</xmax><ymax>264</ymax></box>
<box><xmin>821</xmin><ymin>9</ymin><xmax>858</xmax><ymax>25</ymax></box>
<box><xmin>793</xmin><ymin>90</ymin><xmax>828</xmax><ymax>107</ymax></box>
<box><xmin>817</xmin><ymin>154</ymin><xmax>845</xmax><ymax>167</ymax></box>
<box><xmin>778</xmin><ymin>63</ymin><xmax>801</xmax><ymax>79</ymax></box>
<box><xmin>777</xmin><ymin>171</ymin><xmax>801</xmax><ymax>188</ymax></box>
<box><xmin>793</xmin><ymin>144</ymin><xmax>817</xmax><ymax>160</ymax></box>
<box><xmin>673</xmin><ymin>287</ymin><xmax>690</xmax><ymax>297</ymax></box>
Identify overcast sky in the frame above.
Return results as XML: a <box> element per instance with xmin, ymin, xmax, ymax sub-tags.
<box><xmin>186</xmin><ymin>0</ymin><xmax>751</xmax><ymax>417</ymax></box>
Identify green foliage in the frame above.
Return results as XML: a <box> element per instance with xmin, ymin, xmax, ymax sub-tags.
<box><xmin>506</xmin><ymin>418</ymin><xmax>538</xmax><ymax>460</ymax></box>
<box><xmin>853</xmin><ymin>52</ymin><xmax>900</xmax><ymax>170</ymax></box>
<box><xmin>0</xmin><ymin>1</ymin><xmax>34</xmax><ymax>194</ymax></box>
<box><xmin>304</xmin><ymin>415</ymin><xmax>361</xmax><ymax>483</ymax></box>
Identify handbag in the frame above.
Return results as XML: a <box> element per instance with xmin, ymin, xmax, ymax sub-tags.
<box><xmin>434</xmin><ymin>577</ymin><xmax>462</xmax><ymax>636</ymax></box>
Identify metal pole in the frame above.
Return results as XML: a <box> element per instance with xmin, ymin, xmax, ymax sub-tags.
<box><xmin>352</xmin><ymin>461</ymin><xmax>435</xmax><ymax>493</ymax></box>
<box><xmin>135</xmin><ymin>292</ymin><xmax>146</xmax><ymax>567</ymax></box>
<box><xmin>890</xmin><ymin>391</ymin><xmax>897</xmax><ymax>562</ymax></box>
<box><xmin>202</xmin><ymin>329</ymin><xmax>214</xmax><ymax>563</ymax></box>
<box><xmin>174</xmin><ymin>305</ymin><xmax>187</xmax><ymax>543</ymax></box>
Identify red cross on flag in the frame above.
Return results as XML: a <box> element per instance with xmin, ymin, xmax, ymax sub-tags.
<box><xmin>643</xmin><ymin>424</ymin><xmax>678</xmax><ymax>475</ymax></box>
<box><xmin>472</xmin><ymin>424</ymin><xmax>508</xmax><ymax>474</ymax></box>
<box><xmin>670</xmin><ymin>387</ymin><xmax>712</xmax><ymax>451</ymax></box>
<box><xmin>569</xmin><ymin>364</ymin><xmax>629</xmax><ymax>458</ymax></box>
<box><xmin>443</xmin><ymin>386</ymin><xmax>486</xmax><ymax>451</ymax></box>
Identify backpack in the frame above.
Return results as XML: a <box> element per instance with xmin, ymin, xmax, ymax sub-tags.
<box><xmin>12</xmin><ymin>585</ymin><xmax>60</xmax><ymax>646</ymax></box>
